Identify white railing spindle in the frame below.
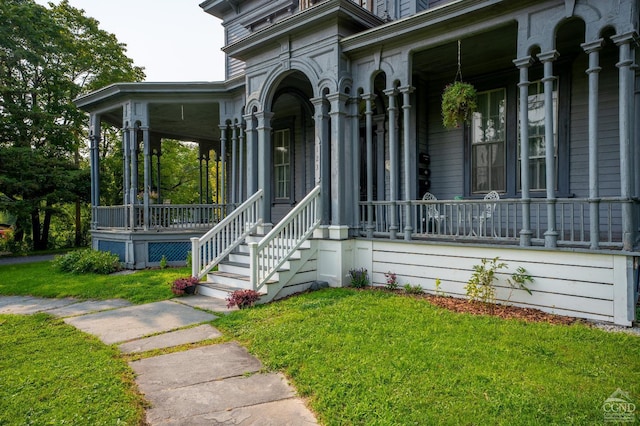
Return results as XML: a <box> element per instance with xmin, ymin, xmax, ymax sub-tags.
<box><xmin>250</xmin><ymin>185</ymin><xmax>321</xmax><ymax>292</ymax></box>
<box><xmin>191</xmin><ymin>190</ymin><xmax>263</xmax><ymax>279</ymax></box>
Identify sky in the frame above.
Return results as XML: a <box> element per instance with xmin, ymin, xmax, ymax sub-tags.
<box><xmin>35</xmin><ymin>0</ymin><xmax>227</xmax><ymax>82</ymax></box>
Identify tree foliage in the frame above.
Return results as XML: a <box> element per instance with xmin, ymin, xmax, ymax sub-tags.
<box><xmin>0</xmin><ymin>0</ymin><xmax>144</xmax><ymax>250</ymax></box>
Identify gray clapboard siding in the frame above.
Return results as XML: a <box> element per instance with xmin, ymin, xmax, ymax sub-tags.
<box><xmin>225</xmin><ymin>20</ymin><xmax>249</xmax><ymax>78</ymax></box>
<box><xmin>427</xmin><ymin>80</ymin><xmax>464</xmax><ymax>199</ymax></box>
<box><xmin>360</xmin><ymin>239</ymin><xmax>625</xmax><ymax>323</ymax></box>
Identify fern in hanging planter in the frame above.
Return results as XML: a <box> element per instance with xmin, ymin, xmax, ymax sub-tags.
<box><xmin>441</xmin><ymin>81</ymin><xmax>478</xmax><ymax>129</ymax></box>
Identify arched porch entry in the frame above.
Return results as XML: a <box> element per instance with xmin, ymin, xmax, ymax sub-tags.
<box><xmin>267</xmin><ymin>71</ymin><xmax>316</xmax><ymax>223</ymax></box>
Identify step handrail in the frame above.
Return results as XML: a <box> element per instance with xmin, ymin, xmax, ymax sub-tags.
<box><xmin>249</xmin><ymin>185</ymin><xmax>321</xmax><ymax>292</ymax></box>
<box><xmin>191</xmin><ymin>189</ymin><xmax>263</xmax><ymax>279</ymax></box>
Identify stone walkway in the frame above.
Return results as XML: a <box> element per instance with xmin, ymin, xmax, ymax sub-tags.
<box><xmin>0</xmin><ymin>295</ymin><xmax>317</xmax><ymax>425</ymax></box>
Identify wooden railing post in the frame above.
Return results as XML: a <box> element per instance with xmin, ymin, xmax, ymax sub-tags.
<box><xmin>190</xmin><ymin>237</ymin><xmax>200</xmax><ymax>278</ymax></box>
<box><xmin>249</xmin><ymin>242</ymin><xmax>258</xmax><ymax>291</ymax></box>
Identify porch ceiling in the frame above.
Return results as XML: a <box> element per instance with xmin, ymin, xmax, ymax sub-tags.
<box><xmin>412</xmin><ymin>16</ymin><xmax>585</xmax><ymax>80</ymax></box>
<box><xmin>412</xmin><ymin>24</ymin><xmax>518</xmax><ymax>80</ymax></box>
<box><xmin>75</xmin><ymin>83</ymin><xmax>233</xmax><ymax>143</ymax></box>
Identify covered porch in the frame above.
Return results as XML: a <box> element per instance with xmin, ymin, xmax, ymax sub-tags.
<box><xmin>76</xmin><ymin>82</ymin><xmax>246</xmax><ymax>267</ymax></box>
<box><xmin>346</xmin><ymin>2</ymin><xmax>639</xmax><ymax>254</ymax></box>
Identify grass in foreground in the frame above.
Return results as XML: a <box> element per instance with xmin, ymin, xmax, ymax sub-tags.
<box><xmin>0</xmin><ymin>314</ymin><xmax>145</xmax><ymax>425</ymax></box>
<box><xmin>215</xmin><ymin>288</ymin><xmax>640</xmax><ymax>425</ymax></box>
<box><xmin>0</xmin><ymin>261</ymin><xmax>189</xmax><ymax>303</ymax></box>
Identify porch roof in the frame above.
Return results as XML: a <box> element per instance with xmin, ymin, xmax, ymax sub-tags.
<box><xmin>74</xmin><ymin>79</ymin><xmax>245</xmax><ymax>143</ymax></box>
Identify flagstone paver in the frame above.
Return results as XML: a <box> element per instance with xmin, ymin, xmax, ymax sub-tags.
<box><xmin>64</xmin><ymin>300</ymin><xmax>217</xmax><ymax>344</ymax></box>
<box><xmin>47</xmin><ymin>299</ymin><xmax>132</xmax><ymax>318</ymax></box>
<box><xmin>0</xmin><ymin>296</ymin><xmax>78</xmax><ymax>314</ymax></box>
<box><xmin>119</xmin><ymin>324</ymin><xmax>222</xmax><ymax>353</ymax></box>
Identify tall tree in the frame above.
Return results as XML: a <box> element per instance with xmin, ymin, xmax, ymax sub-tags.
<box><xmin>0</xmin><ymin>0</ymin><xmax>144</xmax><ymax>250</ymax></box>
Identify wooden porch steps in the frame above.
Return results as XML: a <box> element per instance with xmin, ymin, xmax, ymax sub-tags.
<box><xmin>195</xmin><ymin>237</ymin><xmax>315</xmax><ymax>303</ymax></box>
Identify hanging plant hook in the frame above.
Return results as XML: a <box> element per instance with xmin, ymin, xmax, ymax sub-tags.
<box><xmin>455</xmin><ymin>39</ymin><xmax>463</xmax><ymax>83</ymax></box>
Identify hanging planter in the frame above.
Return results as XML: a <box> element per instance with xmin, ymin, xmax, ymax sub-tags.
<box><xmin>441</xmin><ymin>40</ymin><xmax>478</xmax><ymax>129</ymax></box>
<box><xmin>441</xmin><ymin>81</ymin><xmax>477</xmax><ymax>129</ymax></box>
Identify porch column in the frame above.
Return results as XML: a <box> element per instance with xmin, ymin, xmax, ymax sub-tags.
<box><xmin>142</xmin><ymin>125</ymin><xmax>151</xmax><ymax>231</ymax></box>
<box><xmin>198</xmin><ymin>152</ymin><xmax>203</xmax><ymax>204</ymax></box>
<box><xmin>537</xmin><ymin>50</ymin><xmax>559</xmax><ymax>248</ymax></box>
<box><xmin>214</xmin><ymin>150</ymin><xmax>220</xmax><ymax>203</ymax></box>
<box><xmin>400</xmin><ymin>85</ymin><xmax>414</xmax><ymax>240</ymax></box>
<box><xmin>238</xmin><ymin>122</ymin><xmax>245</xmax><ymax>201</ymax></box>
<box><xmin>311</xmin><ymin>97</ymin><xmax>330</xmax><ymax>228</ymax></box>
<box><xmin>89</xmin><ymin>114</ymin><xmax>101</xmax><ymax>229</ymax></box>
<box><xmin>219</xmin><ymin>124</ymin><xmax>228</xmax><ymax>207</ymax></box>
<box><xmin>612</xmin><ymin>33</ymin><xmax>637</xmax><ymax>251</ymax></box>
<box><xmin>514</xmin><ymin>56</ymin><xmax>534</xmax><ymax>247</ymax></box>
<box><xmin>363</xmin><ymin>94</ymin><xmax>375</xmax><ymax>238</ymax></box>
<box><xmin>327</xmin><ymin>92</ymin><xmax>349</xmax><ymax>237</ymax></box>
<box><xmin>231</xmin><ymin>124</ymin><xmax>238</xmax><ymax>205</ymax></box>
<box><xmin>375</xmin><ymin>115</ymin><xmax>386</xmax><ymax>201</ymax></box>
<box><xmin>349</xmin><ymin>96</ymin><xmax>359</xmax><ymax>232</ymax></box>
<box><xmin>384</xmin><ymin>88</ymin><xmax>399</xmax><ymax>239</ymax></box>
<box><xmin>154</xmin><ymin>149</ymin><xmax>161</xmax><ymax>203</ymax></box>
<box><xmin>128</xmin><ymin>126</ymin><xmax>139</xmax><ymax>229</ymax></box>
<box><xmin>582</xmin><ymin>39</ymin><xmax>604</xmax><ymax>250</ymax></box>
<box><xmin>243</xmin><ymin>112</ymin><xmax>258</xmax><ymax>196</ymax></box>
<box><xmin>256</xmin><ymin>111</ymin><xmax>274</xmax><ymax>225</ymax></box>
<box><xmin>205</xmin><ymin>150</ymin><xmax>210</xmax><ymax>204</ymax></box>
<box><xmin>122</xmin><ymin>126</ymin><xmax>130</xmax><ymax>207</ymax></box>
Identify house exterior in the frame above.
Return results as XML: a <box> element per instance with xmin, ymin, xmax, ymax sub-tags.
<box><xmin>75</xmin><ymin>0</ymin><xmax>639</xmax><ymax>326</ymax></box>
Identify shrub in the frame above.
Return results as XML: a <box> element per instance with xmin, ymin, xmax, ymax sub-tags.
<box><xmin>403</xmin><ymin>283</ymin><xmax>424</xmax><ymax>295</ymax></box>
<box><xmin>53</xmin><ymin>249</ymin><xmax>121</xmax><ymax>274</ymax></box>
<box><xmin>348</xmin><ymin>268</ymin><xmax>369</xmax><ymax>288</ymax></box>
<box><xmin>226</xmin><ymin>289</ymin><xmax>261</xmax><ymax>309</ymax></box>
<box><xmin>384</xmin><ymin>271</ymin><xmax>398</xmax><ymax>290</ymax></box>
<box><xmin>171</xmin><ymin>276</ymin><xmax>199</xmax><ymax>296</ymax></box>
<box><xmin>465</xmin><ymin>257</ymin><xmax>534</xmax><ymax>305</ymax></box>
<box><xmin>159</xmin><ymin>255</ymin><xmax>168</xmax><ymax>269</ymax></box>
<box><xmin>465</xmin><ymin>257</ymin><xmax>506</xmax><ymax>304</ymax></box>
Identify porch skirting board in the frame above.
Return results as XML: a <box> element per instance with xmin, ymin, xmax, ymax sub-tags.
<box><xmin>92</xmin><ymin>230</ymin><xmax>205</xmax><ymax>269</ymax></box>
<box><xmin>349</xmin><ymin>240</ymin><xmax>636</xmax><ymax>326</ymax></box>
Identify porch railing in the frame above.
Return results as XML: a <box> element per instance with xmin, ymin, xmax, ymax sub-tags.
<box><xmin>250</xmin><ymin>185</ymin><xmax>321</xmax><ymax>293</ymax></box>
<box><xmin>191</xmin><ymin>190</ymin><xmax>263</xmax><ymax>280</ymax></box>
<box><xmin>93</xmin><ymin>203</ymin><xmax>236</xmax><ymax>230</ymax></box>
<box><xmin>359</xmin><ymin>197</ymin><xmax>630</xmax><ymax>249</ymax></box>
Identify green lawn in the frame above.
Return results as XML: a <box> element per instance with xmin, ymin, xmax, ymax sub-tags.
<box><xmin>1</xmin><ymin>262</ymin><xmax>638</xmax><ymax>425</ymax></box>
<box><xmin>0</xmin><ymin>261</ymin><xmax>189</xmax><ymax>303</ymax></box>
<box><xmin>0</xmin><ymin>314</ymin><xmax>145</xmax><ymax>425</ymax></box>
<box><xmin>215</xmin><ymin>288</ymin><xmax>640</xmax><ymax>425</ymax></box>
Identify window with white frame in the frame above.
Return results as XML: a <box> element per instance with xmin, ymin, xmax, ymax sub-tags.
<box><xmin>518</xmin><ymin>79</ymin><xmax>558</xmax><ymax>191</ymax></box>
<box><xmin>273</xmin><ymin>129</ymin><xmax>291</xmax><ymax>200</ymax></box>
<box><xmin>471</xmin><ymin>88</ymin><xmax>506</xmax><ymax>193</ymax></box>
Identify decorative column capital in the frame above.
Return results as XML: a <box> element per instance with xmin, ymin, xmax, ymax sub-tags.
<box><xmin>383</xmin><ymin>88</ymin><xmax>398</xmax><ymax>97</ymax></box>
<box><xmin>611</xmin><ymin>31</ymin><xmax>639</xmax><ymax>47</ymax></box>
<box><xmin>581</xmin><ymin>38</ymin><xmax>604</xmax><ymax>54</ymax></box>
<box><xmin>398</xmin><ymin>85</ymin><xmax>415</xmax><ymax>95</ymax></box>
<box><xmin>361</xmin><ymin>93</ymin><xmax>376</xmax><ymax>102</ymax></box>
<box><xmin>513</xmin><ymin>56</ymin><xmax>534</xmax><ymax>69</ymax></box>
<box><xmin>254</xmin><ymin>111</ymin><xmax>274</xmax><ymax>129</ymax></box>
<box><xmin>537</xmin><ymin>50</ymin><xmax>560</xmax><ymax>63</ymax></box>
<box><xmin>326</xmin><ymin>92</ymin><xmax>350</xmax><ymax>110</ymax></box>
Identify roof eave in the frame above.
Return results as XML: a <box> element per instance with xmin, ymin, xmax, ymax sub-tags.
<box><xmin>223</xmin><ymin>0</ymin><xmax>385</xmax><ymax>60</ymax></box>
<box><xmin>341</xmin><ymin>0</ymin><xmax>504</xmax><ymax>53</ymax></box>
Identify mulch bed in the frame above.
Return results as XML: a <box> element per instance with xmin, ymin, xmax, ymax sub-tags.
<box><xmin>363</xmin><ymin>287</ymin><xmax>580</xmax><ymax>326</ymax></box>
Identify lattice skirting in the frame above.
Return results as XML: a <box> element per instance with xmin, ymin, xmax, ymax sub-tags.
<box><xmin>97</xmin><ymin>240</ymin><xmax>126</xmax><ymax>262</ymax></box>
<box><xmin>148</xmin><ymin>242</ymin><xmax>191</xmax><ymax>262</ymax></box>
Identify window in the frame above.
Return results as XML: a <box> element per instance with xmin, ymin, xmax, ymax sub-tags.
<box><xmin>518</xmin><ymin>79</ymin><xmax>558</xmax><ymax>191</ymax></box>
<box><xmin>471</xmin><ymin>89</ymin><xmax>506</xmax><ymax>193</ymax></box>
<box><xmin>273</xmin><ymin>129</ymin><xmax>291</xmax><ymax>200</ymax></box>
<box><xmin>464</xmin><ymin>66</ymin><xmax>568</xmax><ymax>198</ymax></box>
